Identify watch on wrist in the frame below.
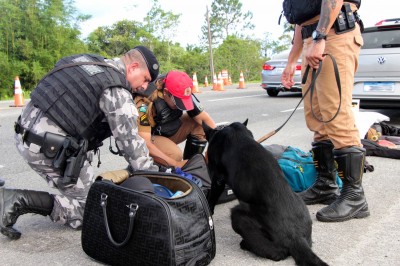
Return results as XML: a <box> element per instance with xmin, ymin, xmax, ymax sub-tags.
<box><xmin>312</xmin><ymin>30</ymin><xmax>327</xmax><ymax>41</ymax></box>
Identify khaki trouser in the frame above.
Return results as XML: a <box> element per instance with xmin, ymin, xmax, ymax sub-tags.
<box><xmin>302</xmin><ymin>24</ymin><xmax>364</xmax><ymax>149</ymax></box>
<box><xmin>152</xmin><ymin>113</ymin><xmax>205</xmax><ymax>161</ymax></box>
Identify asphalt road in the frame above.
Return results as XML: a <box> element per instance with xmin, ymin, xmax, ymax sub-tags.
<box><xmin>1</xmin><ymin>84</ymin><xmax>399</xmax><ymax>265</ymax></box>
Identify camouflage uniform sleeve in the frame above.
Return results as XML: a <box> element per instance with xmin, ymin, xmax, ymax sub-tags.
<box><xmin>99</xmin><ymin>88</ymin><xmax>158</xmax><ymax>171</ymax></box>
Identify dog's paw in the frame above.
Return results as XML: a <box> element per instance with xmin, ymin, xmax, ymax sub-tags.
<box><xmin>239</xmin><ymin>240</ymin><xmax>250</xmax><ymax>251</ymax></box>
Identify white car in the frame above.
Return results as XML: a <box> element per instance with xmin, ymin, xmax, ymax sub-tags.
<box><xmin>353</xmin><ymin>19</ymin><xmax>400</xmax><ymax>108</ymax></box>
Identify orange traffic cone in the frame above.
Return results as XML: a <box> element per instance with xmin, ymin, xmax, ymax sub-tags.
<box><xmin>217</xmin><ymin>72</ymin><xmax>225</xmax><ymax>91</ymax></box>
<box><xmin>10</xmin><ymin>76</ymin><xmax>25</xmax><ymax>107</ymax></box>
<box><xmin>192</xmin><ymin>72</ymin><xmax>201</xmax><ymax>93</ymax></box>
<box><xmin>212</xmin><ymin>73</ymin><xmax>218</xmax><ymax>90</ymax></box>
<box><xmin>204</xmin><ymin>76</ymin><xmax>209</xmax><ymax>87</ymax></box>
<box><xmin>222</xmin><ymin>69</ymin><xmax>229</xmax><ymax>86</ymax></box>
<box><xmin>228</xmin><ymin>75</ymin><xmax>232</xmax><ymax>85</ymax></box>
<box><xmin>238</xmin><ymin>71</ymin><xmax>245</xmax><ymax>89</ymax></box>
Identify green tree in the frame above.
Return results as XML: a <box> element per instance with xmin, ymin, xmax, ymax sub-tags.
<box><xmin>201</xmin><ymin>0</ymin><xmax>254</xmax><ymax>46</ymax></box>
<box><xmin>86</xmin><ymin>20</ymin><xmax>149</xmax><ymax>58</ymax></box>
<box><xmin>143</xmin><ymin>0</ymin><xmax>181</xmax><ymax>66</ymax></box>
<box><xmin>214</xmin><ymin>36</ymin><xmax>263</xmax><ymax>83</ymax></box>
<box><xmin>0</xmin><ymin>0</ymin><xmax>89</xmax><ymax>98</ymax></box>
<box><xmin>259</xmin><ymin>21</ymin><xmax>294</xmax><ymax>60</ymax></box>
<box><xmin>143</xmin><ymin>0</ymin><xmax>181</xmax><ymax>43</ymax></box>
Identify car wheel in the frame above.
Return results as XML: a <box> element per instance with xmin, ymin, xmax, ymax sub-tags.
<box><xmin>267</xmin><ymin>90</ymin><xmax>279</xmax><ymax>97</ymax></box>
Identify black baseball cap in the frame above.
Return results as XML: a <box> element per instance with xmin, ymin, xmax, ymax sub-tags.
<box><xmin>133</xmin><ymin>46</ymin><xmax>159</xmax><ymax>82</ymax></box>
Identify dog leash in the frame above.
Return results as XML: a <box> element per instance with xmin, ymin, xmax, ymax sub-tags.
<box><xmin>257</xmin><ymin>53</ymin><xmax>342</xmax><ymax>144</ymax></box>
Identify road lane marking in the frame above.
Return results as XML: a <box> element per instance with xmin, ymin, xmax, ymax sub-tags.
<box><xmin>281</xmin><ymin>107</ymin><xmax>304</xmax><ymax>112</ymax></box>
<box><xmin>208</xmin><ymin>94</ymin><xmax>266</xmax><ymax>102</ymax></box>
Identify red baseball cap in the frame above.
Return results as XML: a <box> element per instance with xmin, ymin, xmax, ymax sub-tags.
<box><xmin>164</xmin><ymin>71</ymin><xmax>194</xmax><ymax>110</ymax></box>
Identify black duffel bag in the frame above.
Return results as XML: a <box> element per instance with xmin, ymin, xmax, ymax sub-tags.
<box><xmin>81</xmin><ymin>172</ymin><xmax>216</xmax><ymax>266</ymax></box>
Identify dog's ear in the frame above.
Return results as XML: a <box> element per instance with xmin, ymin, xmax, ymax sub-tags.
<box><xmin>202</xmin><ymin>122</ymin><xmax>213</xmax><ymax>141</ymax></box>
<box><xmin>243</xmin><ymin>119</ymin><xmax>249</xmax><ymax>127</ymax></box>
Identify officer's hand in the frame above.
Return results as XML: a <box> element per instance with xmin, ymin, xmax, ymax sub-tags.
<box><xmin>306</xmin><ymin>40</ymin><xmax>325</xmax><ymax>69</ymax></box>
<box><xmin>281</xmin><ymin>64</ymin><xmax>296</xmax><ymax>89</ymax></box>
<box><xmin>176</xmin><ymin>160</ymin><xmax>188</xmax><ymax>169</ymax></box>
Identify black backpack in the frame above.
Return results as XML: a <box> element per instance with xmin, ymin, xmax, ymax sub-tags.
<box><xmin>281</xmin><ymin>0</ymin><xmax>321</xmax><ymax>24</ymax></box>
<box><xmin>361</xmin><ymin>139</ymin><xmax>400</xmax><ymax>160</ymax></box>
<box><xmin>281</xmin><ymin>0</ymin><xmax>362</xmax><ymax>25</ymax></box>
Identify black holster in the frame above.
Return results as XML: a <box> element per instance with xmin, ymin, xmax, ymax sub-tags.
<box><xmin>53</xmin><ymin>137</ymin><xmax>88</xmax><ymax>184</ymax></box>
<box><xmin>15</xmin><ymin>119</ymin><xmax>87</xmax><ymax>185</ymax></box>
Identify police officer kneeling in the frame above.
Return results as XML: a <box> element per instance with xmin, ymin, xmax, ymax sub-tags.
<box><xmin>0</xmin><ymin>46</ymin><xmax>160</xmax><ymax>239</ymax></box>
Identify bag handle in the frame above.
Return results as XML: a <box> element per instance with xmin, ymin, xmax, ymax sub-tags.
<box><xmin>100</xmin><ymin>193</ymin><xmax>138</xmax><ymax>247</ymax></box>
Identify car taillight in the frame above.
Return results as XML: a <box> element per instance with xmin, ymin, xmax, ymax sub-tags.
<box><xmin>295</xmin><ymin>65</ymin><xmax>301</xmax><ymax>71</ymax></box>
<box><xmin>262</xmin><ymin>64</ymin><xmax>275</xmax><ymax>71</ymax></box>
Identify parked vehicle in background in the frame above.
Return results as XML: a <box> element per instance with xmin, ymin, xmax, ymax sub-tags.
<box><xmin>261</xmin><ymin>50</ymin><xmax>302</xmax><ymax>97</ymax></box>
<box><xmin>353</xmin><ymin>19</ymin><xmax>400</xmax><ymax>108</ymax></box>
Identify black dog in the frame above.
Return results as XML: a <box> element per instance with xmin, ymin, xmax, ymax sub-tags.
<box><xmin>203</xmin><ymin>120</ymin><xmax>328</xmax><ymax>266</ymax></box>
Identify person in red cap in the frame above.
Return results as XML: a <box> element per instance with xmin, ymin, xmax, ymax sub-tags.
<box><xmin>134</xmin><ymin>70</ymin><xmax>216</xmax><ymax>168</ymax></box>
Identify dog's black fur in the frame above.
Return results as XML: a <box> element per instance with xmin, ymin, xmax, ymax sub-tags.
<box><xmin>203</xmin><ymin>120</ymin><xmax>328</xmax><ymax>266</ymax></box>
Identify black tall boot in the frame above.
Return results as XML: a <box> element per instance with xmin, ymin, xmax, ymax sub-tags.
<box><xmin>316</xmin><ymin>147</ymin><xmax>370</xmax><ymax>222</ymax></box>
<box><xmin>183</xmin><ymin>135</ymin><xmax>207</xmax><ymax>160</ymax></box>
<box><xmin>298</xmin><ymin>140</ymin><xmax>340</xmax><ymax>205</ymax></box>
<box><xmin>0</xmin><ymin>180</ymin><xmax>54</xmax><ymax>239</ymax></box>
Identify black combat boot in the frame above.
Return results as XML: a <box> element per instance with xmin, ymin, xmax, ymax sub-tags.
<box><xmin>298</xmin><ymin>140</ymin><xmax>340</xmax><ymax>205</ymax></box>
<box><xmin>316</xmin><ymin>147</ymin><xmax>370</xmax><ymax>222</ymax></box>
<box><xmin>0</xmin><ymin>180</ymin><xmax>54</xmax><ymax>239</ymax></box>
<box><xmin>183</xmin><ymin>135</ymin><xmax>207</xmax><ymax>160</ymax></box>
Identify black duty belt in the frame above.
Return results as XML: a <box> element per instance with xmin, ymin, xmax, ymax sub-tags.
<box><xmin>301</xmin><ymin>22</ymin><xmax>319</xmax><ymax>40</ymax></box>
<box><xmin>14</xmin><ymin>121</ymin><xmax>45</xmax><ymax>146</ymax></box>
<box><xmin>301</xmin><ymin>10</ymin><xmax>362</xmax><ymax>40</ymax></box>
<box><xmin>14</xmin><ymin>121</ymin><xmax>71</xmax><ymax>159</ymax></box>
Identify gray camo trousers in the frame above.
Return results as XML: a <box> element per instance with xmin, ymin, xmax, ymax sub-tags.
<box><xmin>15</xmin><ymin>103</ymin><xmax>95</xmax><ymax>229</ymax></box>
<box><xmin>15</xmin><ymin>134</ymin><xmax>95</xmax><ymax>229</ymax></box>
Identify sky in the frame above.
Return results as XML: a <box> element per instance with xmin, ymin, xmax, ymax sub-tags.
<box><xmin>75</xmin><ymin>0</ymin><xmax>399</xmax><ymax>47</ymax></box>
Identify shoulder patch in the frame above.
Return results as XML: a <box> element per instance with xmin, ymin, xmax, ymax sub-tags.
<box><xmin>140</xmin><ymin>114</ymin><xmax>150</xmax><ymax>126</ymax></box>
<box><xmin>72</xmin><ymin>55</ymin><xmax>104</xmax><ymax>76</ymax></box>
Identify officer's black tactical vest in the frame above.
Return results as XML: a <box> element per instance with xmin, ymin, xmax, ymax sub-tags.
<box><xmin>282</xmin><ymin>0</ymin><xmax>361</xmax><ymax>25</ymax></box>
<box><xmin>347</xmin><ymin>0</ymin><xmax>361</xmax><ymax>8</ymax></box>
<box><xmin>31</xmin><ymin>54</ymin><xmax>130</xmax><ymax>146</ymax></box>
<box><xmin>153</xmin><ymin>97</ymin><xmax>183</xmax><ymax>126</ymax></box>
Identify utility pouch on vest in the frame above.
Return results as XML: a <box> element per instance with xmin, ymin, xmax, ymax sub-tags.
<box><xmin>333</xmin><ymin>3</ymin><xmax>356</xmax><ymax>34</ymax></box>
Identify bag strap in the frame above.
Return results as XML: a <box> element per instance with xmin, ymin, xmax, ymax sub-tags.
<box><xmin>306</xmin><ymin>53</ymin><xmax>342</xmax><ymax>123</ymax></box>
<box><xmin>257</xmin><ymin>54</ymin><xmax>341</xmax><ymax>144</ymax></box>
<box><xmin>100</xmin><ymin>193</ymin><xmax>138</xmax><ymax>247</ymax></box>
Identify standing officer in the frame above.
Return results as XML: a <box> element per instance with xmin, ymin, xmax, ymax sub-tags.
<box><xmin>134</xmin><ymin>70</ymin><xmax>216</xmax><ymax>168</ymax></box>
<box><xmin>281</xmin><ymin>0</ymin><xmax>369</xmax><ymax>222</ymax></box>
<box><xmin>0</xmin><ymin>46</ymin><xmax>159</xmax><ymax>239</ymax></box>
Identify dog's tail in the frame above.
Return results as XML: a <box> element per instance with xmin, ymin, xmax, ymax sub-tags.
<box><xmin>290</xmin><ymin>238</ymin><xmax>329</xmax><ymax>266</ymax></box>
